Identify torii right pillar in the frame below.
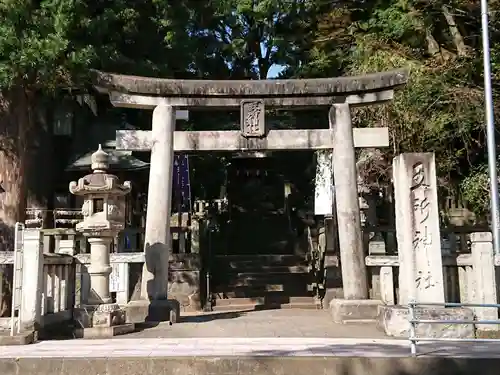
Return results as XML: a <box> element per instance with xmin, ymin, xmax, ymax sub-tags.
<box><xmin>328</xmin><ymin>103</ymin><xmax>383</xmax><ymax>323</ymax></box>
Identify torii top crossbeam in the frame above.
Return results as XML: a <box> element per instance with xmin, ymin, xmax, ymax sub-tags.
<box><xmin>93</xmin><ymin>69</ymin><xmax>408</xmax><ymax>152</ymax></box>
<box><xmin>93</xmin><ymin>69</ymin><xmax>408</xmax><ymax>109</ymax></box>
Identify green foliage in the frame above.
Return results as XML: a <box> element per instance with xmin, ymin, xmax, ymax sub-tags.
<box><xmin>201</xmin><ymin>0</ymin><xmax>320</xmax><ymax>78</ymax></box>
<box><xmin>292</xmin><ymin>0</ymin><xmax>500</xmax><ymax>218</ymax></box>
<box><xmin>460</xmin><ymin>164</ymin><xmax>492</xmax><ymax>218</ymax></box>
<box><xmin>0</xmin><ymin>0</ymin><xmax>92</xmax><ymax>89</ymax></box>
<box><xmin>0</xmin><ymin>0</ymin><xmax>213</xmax><ymax>91</ymax></box>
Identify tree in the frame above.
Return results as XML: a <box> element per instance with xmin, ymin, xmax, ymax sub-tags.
<box><xmin>189</xmin><ymin>0</ymin><xmax>321</xmax><ymax>79</ymax></box>
<box><xmin>0</xmin><ymin>0</ymin><xmax>95</xmax><ymax>233</ymax></box>
<box><xmin>0</xmin><ymin>0</ymin><xmax>93</xmax><ymax>315</ymax></box>
<box><xmin>290</xmin><ymin>0</ymin><xmax>500</xmax><ymax>221</ymax></box>
<box><xmin>0</xmin><ymin>0</ymin><xmax>211</xmax><ymax>316</ymax></box>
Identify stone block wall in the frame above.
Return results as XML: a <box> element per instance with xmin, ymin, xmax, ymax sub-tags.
<box><xmin>168</xmin><ymin>254</ymin><xmax>202</xmax><ymax>312</ymax></box>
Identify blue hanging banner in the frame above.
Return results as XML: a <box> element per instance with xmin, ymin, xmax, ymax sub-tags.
<box><xmin>173</xmin><ymin>154</ymin><xmax>192</xmax><ymax>213</ymax></box>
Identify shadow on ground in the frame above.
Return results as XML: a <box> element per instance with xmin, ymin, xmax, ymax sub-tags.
<box><xmin>248</xmin><ymin>342</ymin><xmax>500</xmax><ymax>359</ymax></box>
<box><xmin>180</xmin><ymin>310</ymin><xmax>248</xmax><ymax>323</ymax></box>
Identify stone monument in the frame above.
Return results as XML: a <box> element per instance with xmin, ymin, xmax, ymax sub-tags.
<box><xmin>394</xmin><ymin>153</ymin><xmax>445</xmax><ymax>304</ymax></box>
<box><xmin>69</xmin><ymin>145</ymin><xmax>135</xmax><ymax>337</ymax></box>
<box><xmin>378</xmin><ymin>153</ymin><xmax>474</xmax><ymax>338</ymax></box>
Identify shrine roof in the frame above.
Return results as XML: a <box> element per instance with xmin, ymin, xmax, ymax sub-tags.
<box><xmin>66</xmin><ymin>148</ymin><xmax>149</xmax><ymax>171</ymax></box>
<box><xmin>92</xmin><ymin>69</ymin><xmax>408</xmax><ymax>98</ymax></box>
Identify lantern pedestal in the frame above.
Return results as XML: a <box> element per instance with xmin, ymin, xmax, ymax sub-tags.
<box><xmin>74</xmin><ymin>303</ymin><xmax>135</xmax><ymax>339</ymax></box>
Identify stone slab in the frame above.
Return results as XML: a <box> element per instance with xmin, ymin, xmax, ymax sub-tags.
<box><xmin>378</xmin><ymin>305</ymin><xmax>475</xmax><ymax>338</ymax></box>
<box><xmin>73</xmin><ymin>323</ymin><xmax>135</xmax><ymax>339</ymax></box>
<box><xmin>4</xmin><ymin>337</ymin><xmax>500</xmax><ymax>358</ymax></box>
<box><xmin>329</xmin><ymin>299</ymin><xmax>382</xmax><ymax>323</ymax></box>
<box><xmin>116</xmin><ymin>128</ymin><xmax>390</xmax><ymax>152</ymax></box>
<box><xmin>0</xmin><ymin>331</ymin><xmax>35</xmax><ymax>345</ymax></box>
<box><xmin>2</xmin><ymin>356</ymin><xmax>500</xmax><ymax>375</ymax></box>
<box><xmin>126</xmin><ymin>309</ymin><xmax>387</xmax><ymax>339</ymax></box>
<box><xmin>124</xmin><ymin>299</ymin><xmax>180</xmax><ymax>324</ymax></box>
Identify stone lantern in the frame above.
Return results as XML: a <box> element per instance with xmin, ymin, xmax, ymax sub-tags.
<box><xmin>69</xmin><ymin>144</ymin><xmax>134</xmax><ymax>337</ymax></box>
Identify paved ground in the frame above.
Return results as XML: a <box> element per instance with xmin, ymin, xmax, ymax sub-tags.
<box><xmin>2</xmin><ymin>337</ymin><xmax>500</xmax><ymax>358</ymax></box>
<box><xmin>1</xmin><ymin>310</ymin><xmax>500</xmax><ymax>359</ymax></box>
<box><xmin>125</xmin><ymin>309</ymin><xmax>389</xmax><ymax>339</ymax></box>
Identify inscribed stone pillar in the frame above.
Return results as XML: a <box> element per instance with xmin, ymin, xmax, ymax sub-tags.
<box><xmin>393</xmin><ymin>153</ymin><xmax>445</xmax><ymax>305</ymax></box>
<box><xmin>21</xmin><ymin>230</ymin><xmax>44</xmax><ymax>329</ymax></box>
<box><xmin>470</xmin><ymin>232</ymin><xmax>498</xmax><ymax>329</ymax></box>
<box><xmin>314</xmin><ymin>150</ymin><xmax>334</xmax><ymax>216</ymax></box>
<box><xmin>141</xmin><ymin>104</ymin><xmax>176</xmax><ymax>300</ymax></box>
<box><xmin>330</xmin><ymin>103</ymin><xmax>368</xmax><ymax>300</ymax></box>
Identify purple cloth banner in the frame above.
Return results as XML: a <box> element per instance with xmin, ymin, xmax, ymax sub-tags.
<box><xmin>173</xmin><ymin>154</ymin><xmax>192</xmax><ymax>213</ymax></box>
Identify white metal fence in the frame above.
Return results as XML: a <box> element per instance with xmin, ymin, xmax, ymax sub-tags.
<box><xmin>10</xmin><ymin>222</ymin><xmax>24</xmax><ymax>336</ymax></box>
<box><xmin>408</xmin><ymin>300</ymin><xmax>500</xmax><ymax>356</ymax></box>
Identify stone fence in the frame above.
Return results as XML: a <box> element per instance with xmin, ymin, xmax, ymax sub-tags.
<box><xmin>0</xmin><ymin>230</ymin><xmax>75</xmax><ymax>332</ymax></box>
<box><xmin>364</xmin><ymin>232</ymin><xmax>497</xmax><ymax>325</ymax></box>
<box><xmin>1</xmin><ymin>231</ymin><xmax>200</xmax><ymax>332</ymax></box>
<box><xmin>1</xmin><ymin>224</ymin><xmax>497</xmax><ymax>334</ymax></box>
<box><xmin>323</xmin><ymin>229</ymin><xmax>498</xmax><ymax>320</ymax></box>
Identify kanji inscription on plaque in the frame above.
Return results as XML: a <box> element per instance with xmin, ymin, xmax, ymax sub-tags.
<box><xmin>240</xmin><ymin>100</ymin><xmax>266</xmax><ymax>137</ymax></box>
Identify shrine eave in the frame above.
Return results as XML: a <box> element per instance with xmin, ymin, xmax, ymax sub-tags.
<box><xmin>92</xmin><ymin>69</ymin><xmax>408</xmax><ymax>100</ymax></box>
<box><xmin>66</xmin><ymin>149</ymin><xmax>149</xmax><ymax>171</ymax></box>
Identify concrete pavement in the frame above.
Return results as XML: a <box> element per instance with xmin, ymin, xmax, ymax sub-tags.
<box><xmin>1</xmin><ymin>337</ymin><xmax>500</xmax><ymax>358</ymax></box>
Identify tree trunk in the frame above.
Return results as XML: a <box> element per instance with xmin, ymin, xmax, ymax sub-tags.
<box><xmin>425</xmin><ymin>29</ymin><xmax>440</xmax><ymax>56</ymax></box>
<box><xmin>442</xmin><ymin>5</ymin><xmax>471</xmax><ymax>57</ymax></box>
<box><xmin>0</xmin><ymin>87</ymin><xmax>33</xmax><ymax>317</ymax></box>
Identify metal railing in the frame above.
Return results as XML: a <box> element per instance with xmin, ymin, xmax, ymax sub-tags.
<box><xmin>408</xmin><ymin>300</ymin><xmax>500</xmax><ymax>356</ymax></box>
<box><xmin>10</xmin><ymin>222</ymin><xmax>24</xmax><ymax>336</ymax></box>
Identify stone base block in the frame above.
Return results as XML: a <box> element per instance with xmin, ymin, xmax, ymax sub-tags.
<box><xmin>74</xmin><ymin>305</ymin><xmax>126</xmax><ymax>328</ymax></box>
<box><xmin>74</xmin><ymin>304</ymin><xmax>135</xmax><ymax>338</ymax></box>
<box><xmin>169</xmin><ymin>269</ymin><xmax>202</xmax><ymax>312</ymax></box>
<box><xmin>323</xmin><ymin>289</ymin><xmax>343</xmax><ymax>309</ymax></box>
<box><xmin>0</xmin><ymin>331</ymin><xmax>35</xmax><ymax>345</ymax></box>
<box><xmin>329</xmin><ymin>298</ymin><xmax>382</xmax><ymax>323</ymax></box>
<box><xmin>378</xmin><ymin>305</ymin><xmax>475</xmax><ymax>338</ymax></box>
<box><xmin>74</xmin><ymin>323</ymin><xmax>135</xmax><ymax>339</ymax></box>
<box><xmin>124</xmin><ymin>299</ymin><xmax>180</xmax><ymax>324</ymax></box>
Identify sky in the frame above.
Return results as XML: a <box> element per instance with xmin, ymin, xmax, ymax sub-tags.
<box><xmin>267</xmin><ymin>64</ymin><xmax>285</xmax><ymax>78</ymax></box>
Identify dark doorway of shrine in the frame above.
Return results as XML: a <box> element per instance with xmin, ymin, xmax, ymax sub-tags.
<box><xmin>210</xmin><ymin>153</ymin><xmax>316</xmax><ymax>308</ymax></box>
<box><xmin>224</xmin><ymin>155</ymin><xmax>294</xmax><ymax>256</ymax></box>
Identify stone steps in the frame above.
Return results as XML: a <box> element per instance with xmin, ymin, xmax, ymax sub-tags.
<box><xmin>212</xmin><ymin>301</ymin><xmax>320</xmax><ymax>312</ymax></box>
<box><xmin>215</xmin><ymin>283</ymin><xmax>313</xmax><ymax>294</ymax></box>
<box><xmin>214</xmin><ymin>254</ymin><xmax>306</xmax><ymax>266</ymax></box>
<box><xmin>212</xmin><ymin>295</ymin><xmax>319</xmax><ymax>311</ymax></box>
<box><xmin>221</xmin><ymin>274</ymin><xmax>310</xmax><ymax>288</ymax></box>
<box><xmin>214</xmin><ymin>295</ymin><xmax>315</xmax><ymax>306</ymax></box>
<box><xmin>226</xmin><ymin>266</ymin><xmax>309</xmax><ymax>274</ymax></box>
<box><xmin>212</xmin><ymin>252</ymin><xmax>314</xmax><ymax>308</ymax></box>
<box><xmin>215</xmin><ymin>266</ymin><xmax>311</xmax><ymax>287</ymax></box>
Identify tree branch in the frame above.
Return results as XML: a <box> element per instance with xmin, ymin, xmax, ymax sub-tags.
<box><xmin>442</xmin><ymin>5</ymin><xmax>471</xmax><ymax>57</ymax></box>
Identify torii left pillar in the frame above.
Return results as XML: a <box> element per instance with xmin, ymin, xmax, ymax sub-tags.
<box><xmin>127</xmin><ymin>105</ymin><xmax>182</xmax><ymax>323</ymax></box>
<box><xmin>141</xmin><ymin>105</ymin><xmax>175</xmax><ymax>301</ymax></box>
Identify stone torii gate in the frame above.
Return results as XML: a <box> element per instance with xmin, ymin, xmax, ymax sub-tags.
<box><xmin>94</xmin><ymin>70</ymin><xmax>408</xmax><ymax>320</ymax></box>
